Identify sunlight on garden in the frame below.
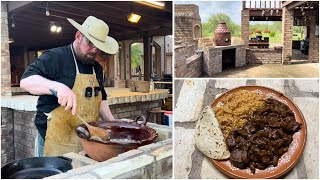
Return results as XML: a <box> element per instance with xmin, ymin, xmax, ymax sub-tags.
<box><xmin>202</xmin><ymin>13</ymin><xmax>307</xmax><ymax>48</ymax></box>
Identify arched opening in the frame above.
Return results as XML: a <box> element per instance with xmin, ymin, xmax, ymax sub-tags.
<box><xmin>193</xmin><ymin>24</ymin><xmax>201</xmax><ymax>39</ymax></box>
<box><xmin>130</xmin><ymin>42</ymin><xmax>144</xmax><ymax>80</ymax></box>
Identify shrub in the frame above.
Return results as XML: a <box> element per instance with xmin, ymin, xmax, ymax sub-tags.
<box><xmin>264</xmin><ymin>30</ymin><xmax>270</xmax><ymax>33</ymax></box>
<box><xmin>269</xmin><ymin>32</ymin><xmax>276</xmax><ymax>37</ymax></box>
<box><xmin>255</xmin><ymin>29</ymin><xmax>261</xmax><ymax>34</ymax></box>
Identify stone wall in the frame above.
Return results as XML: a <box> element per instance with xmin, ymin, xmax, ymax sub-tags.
<box><xmin>175</xmin><ymin>4</ymin><xmax>201</xmax><ymax>45</ymax></box>
<box><xmin>235</xmin><ymin>45</ymin><xmax>247</xmax><ymax>67</ymax></box>
<box><xmin>110</xmin><ymin>100</ymin><xmax>163</xmax><ymax>120</ymax></box>
<box><xmin>1</xmin><ymin>108</ymin><xmax>15</xmax><ymax>165</ymax></box>
<box><xmin>1</xmin><ymin>2</ymin><xmax>12</xmax><ymax>96</ymax></box>
<box><xmin>282</xmin><ymin>7</ymin><xmax>293</xmax><ymax>64</ymax></box>
<box><xmin>203</xmin><ymin>48</ymin><xmax>222</xmax><ymax>76</ymax></box>
<box><xmin>308</xmin><ymin>15</ymin><xmax>319</xmax><ymax>63</ymax></box>
<box><xmin>203</xmin><ymin>45</ymin><xmax>246</xmax><ymax>76</ymax></box>
<box><xmin>174</xmin><ymin>44</ymin><xmax>202</xmax><ymax>78</ymax></box>
<box><xmin>246</xmin><ymin>49</ymin><xmax>282</xmax><ymax>64</ymax></box>
<box><xmin>1</xmin><ymin>100</ymin><xmax>165</xmax><ymax>164</ymax></box>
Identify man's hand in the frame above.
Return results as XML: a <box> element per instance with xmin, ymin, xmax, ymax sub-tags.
<box><xmin>20</xmin><ymin>75</ymin><xmax>77</xmax><ymax>115</ymax></box>
<box><xmin>54</xmin><ymin>84</ymin><xmax>77</xmax><ymax>115</ymax></box>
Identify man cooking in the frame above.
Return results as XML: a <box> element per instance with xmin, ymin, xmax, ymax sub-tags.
<box><xmin>20</xmin><ymin>16</ymin><xmax>118</xmax><ymax>156</ymax></box>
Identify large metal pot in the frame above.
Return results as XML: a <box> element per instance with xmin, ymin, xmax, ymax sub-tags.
<box><xmin>1</xmin><ymin>156</ymin><xmax>72</xmax><ymax>179</ymax></box>
<box><xmin>76</xmin><ymin>116</ymin><xmax>157</xmax><ymax>162</ymax></box>
<box><xmin>214</xmin><ymin>22</ymin><xmax>231</xmax><ymax>46</ymax></box>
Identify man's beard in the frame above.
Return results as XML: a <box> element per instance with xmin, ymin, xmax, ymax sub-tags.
<box><xmin>74</xmin><ymin>45</ymin><xmax>96</xmax><ymax>65</ymax></box>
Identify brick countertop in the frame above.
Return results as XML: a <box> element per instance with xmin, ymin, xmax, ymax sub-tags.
<box><xmin>174</xmin><ymin>79</ymin><xmax>319</xmax><ymax>179</ymax></box>
<box><xmin>1</xmin><ymin>88</ymin><xmax>169</xmax><ymax>111</ymax></box>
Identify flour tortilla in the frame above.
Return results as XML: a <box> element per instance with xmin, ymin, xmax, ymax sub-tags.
<box><xmin>195</xmin><ymin>106</ymin><xmax>230</xmax><ymax>160</ymax></box>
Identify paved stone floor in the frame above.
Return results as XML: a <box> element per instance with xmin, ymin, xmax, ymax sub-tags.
<box><xmin>174</xmin><ymin>79</ymin><xmax>319</xmax><ymax>179</ymax></box>
<box><xmin>203</xmin><ymin>63</ymin><xmax>319</xmax><ymax>78</ymax></box>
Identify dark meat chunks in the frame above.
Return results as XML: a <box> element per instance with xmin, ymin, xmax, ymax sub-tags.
<box><xmin>227</xmin><ymin>98</ymin><xmax>302</xmax><ymax>174</ymax></box>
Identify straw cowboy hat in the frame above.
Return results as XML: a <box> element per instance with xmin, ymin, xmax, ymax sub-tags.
<box><xmin>67</xmin><ymin>16</ymin><xmax>119</xmax><ymax>55</ymax></box>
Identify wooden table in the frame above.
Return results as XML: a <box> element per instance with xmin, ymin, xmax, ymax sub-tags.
<box><xmin>248</xmin><ymin>41</ymin><xmax>269</xmax><ymax>49</ymax></box>
<box><xmin>154</xmin><ymin>81</ymin><xmax>172</xmax><ymax>90</ymax></box>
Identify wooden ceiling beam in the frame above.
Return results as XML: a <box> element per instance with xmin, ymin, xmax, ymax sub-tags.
<box><xmin>7</xmin><ymin>1</ymin><xmax>38</xmax><ymax>13</ymax></box>
<box><xmin>40</xmin><ymin>2</ymin><xmax>153</xmax><ymax>29</ymax></box>
<box><xmin>284</xmin><ymin>1</ymin><xmax>307</xmax><ymax>10</ymax></box>
<box><xmin>90</xmin><ymin>1</ymin><xmax>171</xmax><ymax>22</ymax></box>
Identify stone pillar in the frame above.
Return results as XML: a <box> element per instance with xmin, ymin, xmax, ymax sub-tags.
<box><xmin>241</xmin><ymin>10</ymin><xmax>250</xmax><ymax>48</ymax></box>
<box><xmin>119</xmin><ymin>42</ymin><xmax>125</xmax><ymax>80</ymax></box>
<box><xmin>143</xmin><ymin>36</ymin><xmax>152</xmax><ymax>81</ymax></box>
<box><xmin>114</xmin><ymin>51</ymin><xmax>119</xmax><ymax>81</ymax></box>
<box><xmin>125</xmin><ymin>41</ymin><xmax>131</xmax><ymax>80</ymax></box>
<box><xmin>1</xmin><ymin>2</ymin><xmax>12</xmax><ymax>96</ymax></box>
<box><xmin>282</xmin><ymin>7</ymin><xmax>293</xmax><ymax>64</ymax></box>
<box><xmin>308</xmin><ymin>15</ymin><xmax>319</xmax><ymax>63</ymax></box>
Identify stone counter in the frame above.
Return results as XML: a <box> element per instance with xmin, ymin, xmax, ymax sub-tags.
<box><xmin>174</xmin><ymin>79</ymin><xmax>319</xmax><ymax>179</ymax></box>
<box><xmin>1</xmin><ymin>88</ymin><xmax>169</xmax><ymax>111</ymax></box>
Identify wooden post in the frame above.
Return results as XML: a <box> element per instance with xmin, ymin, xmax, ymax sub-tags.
<box><xmin>274</xmin><ymin>1</ymin><xmax>276</xmax><ymax>8</ymax></box>
<box><xmin>242</xmin><ymin>1</ymin><xmax>246</xmax><ymax>9</ymax></box>
<box><xmin>269</xmin><ymin>1</ymin><xmax>271</xmax><ymax>9</ymax></box>
<box><xmin>264</xmin><ymin>1</ymin><xmax>266</xmax><ymax>8</ymax></box>
<box><xmin>250</xmin><ymin>1</ymin><xmax>251</xmax><ymax>8</ymax></box>
<box><xmin>255</xmin><ymin>1</ymin><xmax>256</xmax><ymax>8</ymax></box>
<box><xmin>279</xmin><ymin>1</ymin><xmax>281</xmax><ymax>8</ymax></box>
<box><xmin>260</xmin><ymin>1</ymin><xmax>261</xmax><ymax>8</ymax></box>
<box><xmin>143</xmin><ymin>36</ymin><xmax>152</xmax><ymax>81</ymax></box>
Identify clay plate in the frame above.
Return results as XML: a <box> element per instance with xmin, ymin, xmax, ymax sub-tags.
<box><xmin>210</xmin><ymin>86</ymin><xmax>307</xmax><ymax>179</ymax></box>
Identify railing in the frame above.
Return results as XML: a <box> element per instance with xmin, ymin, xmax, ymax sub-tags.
<box><xmin>242</xmin><ymin>0</ymin><xmax>282</xmax><ymax>10</ymax></box>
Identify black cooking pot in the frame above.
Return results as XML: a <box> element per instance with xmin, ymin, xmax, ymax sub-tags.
<box><xmin>1</xmin><ymin>156</ymin><xmax>72</xmax><ymax>179</ymax></box>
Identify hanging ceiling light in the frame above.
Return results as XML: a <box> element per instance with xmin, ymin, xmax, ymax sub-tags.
<box><xmin>11</xmin><ymin>15</ymin><xmax>15</xmax><ymax>28</ymax></box>
<box><xmin>8</xmin><ymin>38</ymin><xmax>14</xmax><ymax>43</ymax></box>
<box><xmin>128</xmin><ymin>13</ymin><xmax>141</xmax><ymax>23</ymax></box>
<box><xmin>46</xmin><ymin>2</ymin><xmax>50</xmax><ymax>16</ymax></box>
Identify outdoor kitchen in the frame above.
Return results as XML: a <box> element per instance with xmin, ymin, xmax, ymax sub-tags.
<box><xmin>174</xmin><ymin>1</ymin><xmax>319</xmax><ymax>78</ymax></box>
<box><xmin>1</xmin><ymin>1</ymin><xmax>173</xmax><ymax>178</ymax></box>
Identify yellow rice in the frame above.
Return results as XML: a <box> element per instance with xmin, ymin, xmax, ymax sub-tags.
<box><xmin>213</xmin><ymin>90</ymin><xmax>265</xmax><ymax>139</ymax></box>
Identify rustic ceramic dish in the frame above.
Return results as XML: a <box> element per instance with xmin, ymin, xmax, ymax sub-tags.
<box><xmin>210</xmin><ymin>86</ymin><xmax>307</xmax><ymax>179</ymax></box>
<box><xmin>76</xmin><ymin>116</ymin><xmax>158</xmax><ymax>162</ymax></box>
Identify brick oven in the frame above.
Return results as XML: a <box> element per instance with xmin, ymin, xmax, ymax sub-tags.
<box><xmin>203</xmin><ymin>44</ymin><xmax>246</xmax><ymax>76</ymax></box>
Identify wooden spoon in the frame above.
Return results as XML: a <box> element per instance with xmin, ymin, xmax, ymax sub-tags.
<box><xmin>50</xmin><ymin>89</ymin><xmax>110</xmax><ymax>142</ymax></box>
<box><xmin>75</xmin><ymin>114</ymin><xmax>110</xmax><ymax>142</ymax></box>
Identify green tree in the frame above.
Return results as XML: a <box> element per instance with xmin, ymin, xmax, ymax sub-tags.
<box><xmin>293</xmin><ymin>26</ymin><xmax>306</xmax><ymax>40</ymax></box>
<box><xmin>202</xmin><ymin>13</ymin><xmax>241</xmax><ymax>37</ymax></box>
<box><xmin>131</xmin><ymin>43</ymin><xmax>143</xmax><ymax>69</ymax></box>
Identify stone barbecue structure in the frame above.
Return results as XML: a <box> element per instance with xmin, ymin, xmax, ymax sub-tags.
<box><xmin>175</xmin><ymin>4</ymin><xmax>247</xmax><ymax>77</ymax></box>
<box><xmin>174</xmin><ymin>2</ymin><xmax>319</xmax><ymax>77</ymax></box>
<box><xmin>203</xmin><ymin>45</ymin><xmax>246</xmax><ymax>76</ymax></box>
